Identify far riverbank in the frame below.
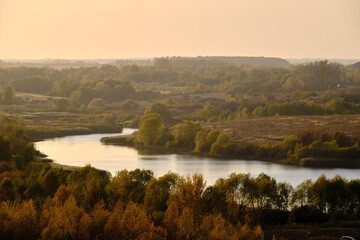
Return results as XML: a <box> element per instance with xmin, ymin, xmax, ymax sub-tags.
<box><xmin>27</xmin><ymin>124</ymin><xmax>124</xmax><ymax>142</ymax></box>
<box><xmin>101</xmin><ymin>134</ymin><xmax>360</xmax><ymax>169</ymax></box>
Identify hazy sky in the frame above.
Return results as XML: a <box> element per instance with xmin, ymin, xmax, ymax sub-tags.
<box><xmin>1</xmin><ymin>0</ymin><xmax>359</xmax><ymax>59</ymax></box>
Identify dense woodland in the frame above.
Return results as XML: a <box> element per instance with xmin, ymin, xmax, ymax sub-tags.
<box><xmin>0</xmin><ymin>118</ymin><xmax>360</xmax><ymax>240</ymax></box>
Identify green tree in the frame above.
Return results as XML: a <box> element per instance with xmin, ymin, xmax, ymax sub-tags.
<box><xmin>173</xmin><ymin>121</ymin><xmax>202</xmax><ymax>150</ymax></box>
<box><xmin>326</xmin><ymin>175</ymin><xmax>349</xmax><ymax>216</ymax></box>
<box><xmin>201</xmin><ymin>185</ymin><xmax>227</xmax><ymax>216</ymax></box>
<box><xmin>291</xmin><ymin>179</ymin><xmax>312</xmax><ymax>207</ymax></box>
<box><xmin>42</xmin><ymin>169</ymin><xmax>61</xmax><ymax>196</ymax></box>
<box><xmin>102</xmin><ymin>112</ymin><xmax>117</xmax><ymax>125</ymax></box>
<box><xmin>55</xmin><ymin>98</ymin><xmax>70</xmax><ymax>111</ymax></box>
<box><xmin>153</xmin><ymin>126</ymin><xmax>173</xmax><ymax>146</ymax></box>
<box><xmin>0</xmin><ymin>135</ymin><xmax>10</xmax><ymax>161</ymax></box>
<box><xmin>136</xmin><ymin>113</ymin><xmax>164</xmax><ymax>146</ymax></box>
<box><xmin>144</xmin><ymin>173</ymin><xmax>178</xmax><ymax>224</ymax></box>
<box><xmin>284</xmin><ymin>76</ymin><xmax>305</xmax><ymax>91</ymax></box>
<box><xmin>87</xmin><ymin>98</ymin><xmax>105</xmax><ymax>113</ymax></box>
<box><xmin>12</xmin><ymin>153</ymin><xmax>25</xmax><ymax>170</ymax></box>
<box><xmin>145</xmin><ymin>102</ymin><xmax>172</xmax><ymax>123</ymax></box>
<box><xmin>50</xmin><ymin>79</ymin><xmax>79</xmax><ymax>97</ymax></box>
<box><xmin>110</xmin><ymin>169</ymin><xmax>154</xmax><ymax>204</ymax></box>
<box><xmin>309</xmin><ymin>174</ymin><xmax>328</xmax><ymax>212</ymax></box>
<box><xmin>0</xmin><ymin>177</ymin><xmax>15</xmax><ymax>201</ymax></box>
<box><xmin>12</xmin><ymin>76</ymin><xmax>53</xmax><ymax>94</ymax></box>
<box><xmin>210</xmin><ymin>133</ymin><xmax>233</xmax><ymax>155</ymax></box>
<box><xmin>194</xmin><ymin>130</ymin><xmax>209</xmax><ymax>152</ymax></box>
<box><xmin>2</xmin><ymin>84</ymin><xmax>15</xmax><ymax>105</ymax></box>
<box><xmin>121</xmin><ymin>99</ymin><xmax>139</xmax><ymax>111</ymax></box>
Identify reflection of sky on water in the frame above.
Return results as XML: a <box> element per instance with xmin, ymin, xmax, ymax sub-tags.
<box><xmin>36</xmin><ymin>129</ymin><xmax>360</xmax><ymax>186</ymax></box>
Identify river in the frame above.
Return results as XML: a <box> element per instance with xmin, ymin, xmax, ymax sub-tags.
<box><xmin>35</xmin><ymin>128</ymin><xmax>359</xmax><ymax>186</ymax></box>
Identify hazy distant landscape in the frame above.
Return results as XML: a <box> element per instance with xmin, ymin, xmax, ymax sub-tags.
<box><xmin>1</xmin><ymin>0</ymin><xmax>360</xmax><ymax>239</ymax></box>
<box><xmin>1</xmin><ymin>56</ymin><xmax>360</xmax><ymax>69</ymax></box>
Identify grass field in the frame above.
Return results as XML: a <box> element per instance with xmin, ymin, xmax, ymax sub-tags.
<box><xmin>203</xmin><ymin>114</ymin><xmax>360</xmax><ymax>145</ymax></box>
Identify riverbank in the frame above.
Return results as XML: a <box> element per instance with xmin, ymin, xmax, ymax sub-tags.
<box><xmin>27</xmin><ymin>124</ymin><xmax>124</xmax><ymax>142</ymax></box>
<box><xmin>36</xmin><ymin>150</ymin><xmax>109</xmax><ymax>177</ymax></box>
<box><xmin>100</xmin><ymin>134</ymin><xmax>360</xmax><ymax>169</ymax></box>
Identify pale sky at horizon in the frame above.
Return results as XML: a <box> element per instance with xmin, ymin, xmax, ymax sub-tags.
<box><xmin>1</xmin><ymin>0</ymin><xmax>359</xmax><ymax>59</ymax></box>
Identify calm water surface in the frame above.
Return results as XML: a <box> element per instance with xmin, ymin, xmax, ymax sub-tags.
<box><xmin>36</xmin><ymin>128</ymin><xmax>359</xmax><ymax>186</ymax></box>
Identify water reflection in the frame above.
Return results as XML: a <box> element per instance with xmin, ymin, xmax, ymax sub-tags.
<box><xmin>35</xmin><ymin>128</ymin><xmax>360</xmax><ymax>186</ymax></box>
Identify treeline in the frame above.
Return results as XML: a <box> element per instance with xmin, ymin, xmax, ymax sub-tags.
<box><xmin>251</xmin><ymin>98</ymin><xmax>360</xmax><ymax>117</ymax></box>
<box><xmin>9</xmin><ymin>76</ymin><xmax>159</xmax><ymax>105</ymax></box>
<box><xmin>189</xmin><ymin>98</ymin><xmax>360</xmax><ymax>123</ymax></box>
<box><xmin>0</xmin><ymin>166</ymin><xmax>266</xmax><ymax>240</ymax></box>
<box><xmin>153</xmin><ymin>56</ymin><xmax>290</xmax><ymax>68</ymax></box>
<box><xmin>132</xmin><ymin>112</ymin><xmax>360</xmax><ymax>166</ymax></box>
<box><xmin>1</xmin><ymin>60</ymin><xmax>359</xmax><ymax>98</ymax></box>
<box><xmin>186</xmin><ymin>85</ymin><xmax>360</xmax><ymax>123</ymax></box>
<box><xmin>1</xmin><ymin>165</ymin><xmax>360</xmax><ymax>239</ymax></box>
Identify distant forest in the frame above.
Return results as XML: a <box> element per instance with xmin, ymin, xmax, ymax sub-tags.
<box><xmin>0</xmin><ymin>59</ymin><xmax>359</xmax><ymax>102</ymax></box>
<box><xmin>0</xmin><ymin>56</ymin><xmax>290</xmax><ymax>69</ymax></box>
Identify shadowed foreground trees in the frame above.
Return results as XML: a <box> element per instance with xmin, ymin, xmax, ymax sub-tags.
<box><xmin>0</xmin><ymin>167</ymin><xmax>269</xmax><ymax>240</ymax></box>
<box><xmin>1</xmin><ymin>163</ymin><xmax>360</xmax><ymax>239</ymax></box>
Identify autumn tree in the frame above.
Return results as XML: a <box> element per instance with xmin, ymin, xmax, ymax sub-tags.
<box><xmin>164</xmin><ymin>173</ymin><xmax>206</xmax><ymax>238</ymax></box>
<box><xmin>88</xmin><ymin>201</ymin><xmax>111</xmax><ymax>239</ymax></box>
<box><xmin>0</xmin><ymin>200</ymin><xmax>39</xmax><ymax>239</ymax></box>
<box><xmin>116</xmin><ymin>203</ymin><xmax>167</xmax><ymax>240</ymax></box>
<box><xmin>41</xmin><ymin>196</ymin><xmax>85</xmax><ymax>240</ymax></box>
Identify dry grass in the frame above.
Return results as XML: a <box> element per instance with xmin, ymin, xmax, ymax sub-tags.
<box><xmin>16</xmin><ymin>92</ymin><xmax>64</xmax><ymax>100</ymax></box>
<box><xmin>203</xmin><ymin>114</ymin><xmax>360</xmax><ymax>145</ymax></box>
